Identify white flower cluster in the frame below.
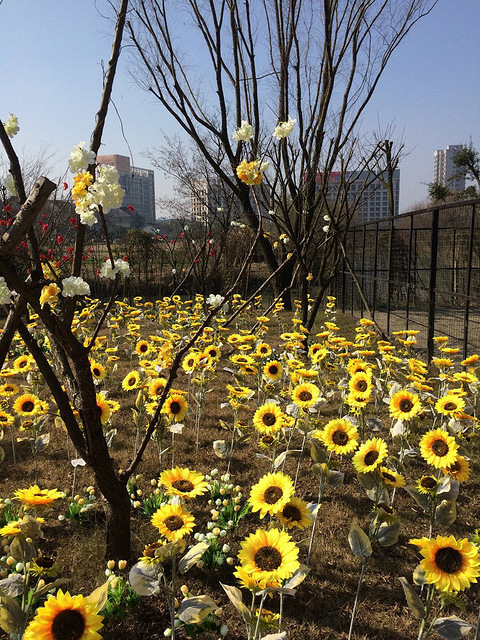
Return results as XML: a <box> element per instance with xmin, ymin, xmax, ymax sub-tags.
<box><xmin>231</xmin><ymin>120</ymin><xmax>253</xmax><ymax>142</ymax></box>
<box><xmin>99</xmin><ymin>258</ymin><xmax>131</xmax><ymax>280</ymax></box>
<box><xmin>272</xmin><ymin>116</ymin><xmax>296</xmax><ymax>140</ymax></box>
<box><xmin>61</xmin><ymin>276</ymin><xmax>91</xmax><ymax>297</ymax></box>
<box><xmin>90</xmin><ymin>164</ymin><xmax>125</xmax><ymax>212</ymax></box>
<box><xmin>206</xmin><ymin>294</ymin><xmax>225</xmax><ymax>307</ymax></box>
<box><xmin>0</xmin><ymin>277</ymin><xmax>13</xmax><ymax>304</ymax></box>
<box><xmin>68</xmin><ymin>141</ymin><xmax>96</xmax><ymax>174</ymax></box>
<box><xmin>2</xmin><ymin>175</ymin><xmax>16</xmax><ymax>196</ymax></box>
<box><xmin>4</xmin><ymin>113</ymin><xmax>19</xmax><ymax>139</ymax></box>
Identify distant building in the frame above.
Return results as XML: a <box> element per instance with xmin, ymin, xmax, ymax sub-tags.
<box><xmin>190</xmin><ymin>178</ymin><xmax>228</xmax><ymax>224</ymax></box>
<box><xmin>316</xmin><ymin>169</ymin><xmax>400</xmax><ymax>222</ymax></box>
<box><xmin>433</xmin><ymin>145</ymin><xmax>466</xmax><ymax>192</ymax></box>
<box><xmin>97</xmin><ymin>154</ymin><xmax>155</xmax><ymax>227</ymax></box>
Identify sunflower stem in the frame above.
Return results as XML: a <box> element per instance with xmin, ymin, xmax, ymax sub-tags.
<box><xmin>307</xmin><ymin>476</ymin><xmax>326</xmax><ymax>565</ymax></box>
<box><xmin>416</xmin><ymin>583</ymin><xmax>434</xmax><ymax>640</ymax></box>
<box><xmin>347</xmin><ymin>556</ymin><xmax>368</xmax><ymax>640</ymax></box>
<box><xmin>253</xmin><ymin>591</ymin><xmax>267</xmax><ymax>640</ymax></box>
<box><xmin>474</xmin><ymin>604</ymin><xmax>480</xmax><ymax>640</ymax></box>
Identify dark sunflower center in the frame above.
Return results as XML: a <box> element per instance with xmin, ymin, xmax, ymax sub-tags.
<box><xmin>144</xmin><ymin>541</ymin><xmax>163</xmax><ymax>558</ymax></box>
<box><xmin>447</xmin><ymin>460</ymin><xmax>461</xmax><ymax>472</ymax></box>
<box><xmin>299</xmin><ymin>390</ymin><xmax>312</xmax><ymax>402</ymax></box>
<box><xmin>364</xmin><ymin>450</ymin><xmax>379</xmax><ymax>466</ymax></box>
<box><xmin>268</xmin><ymin>365</ymin><xmax>278</xmax><ymax>375</ymax></box>
<box><xmin>435</xmin><ymin>547</ymin><xmax>463</xmax><ymax>574</ymax></box>
<box><xmin>264</xmin><ymin>486</ymin><xmax>283</xmax><ymax>504</ymax></box>
<box><xmin>172</xmin><ymin>479</ymin><xmax>194</xmax><ymax>493</ymax></box>
<box><xmin>420</xmin><ymin>476</ymin><xmax>437</xmax><ymax>489</ymax></box>
<box><xmin>399</xmin><ymin>399</ymin><xmax>414</xmax><ymax>413</ymax></box>
<box><xmin>283</xmin><ymin>504</ymin><xmax>302</xmax><ymax>521</ymax></box>
<box><xmin>170</xmin><ymin>401</ymin><xmax>181</xmax><ymax>414</ymax></box>
<box><xmin>21</xmin><ymin>401</ymin><xmax>34</xmax><ymax>413</ymax></box>
<box><xmin>164</xmin><ymin>515</ymin><xmax>184</xmax><ymax>531</ymax></box>
<box><xmin>356</xmin><ymin>380</ymin><xmax>368</xmax><ymax>392</ymax></box>
<box><xmin>254</xmin><ymin>545</ymin><xmax>282</xmax><ymax>571</ymax></box>
<box><xmin>261</xmin><ymin>435</ymin><xmax>275</xmax><ymax>444</ymax></box>
<box><xmin>51</xmin><ymin>608</ymin><xmax>86</xmax><ymax>640</ymax></box>
<box><xmin>128</xmin><ymin>377</ymin><xmax>136</xmax><ymax>386</ymax></box>
<box><xmin>35</xmin><ymin>556</ymin><xmax>54</xmax><ymax>568</ymax></box>
<box><xmin>262</xmin><ymin>412</ymin><xmax>277</xmax><ymax>427</ymax></box>
<box><xmin>431</xmin><ymin>439</ymin><xmax>449</xmax><ymax>457</ymax></box>
<box><xmin>18</xmin><ymin>361</ymin><xmax>28</xmax><ymax>368</ymax></box>
<box><xmin>332</xmin><ymin>430</ymin><xmax>349</xmax><ymax>445</ymax></box>
<box><xmin>0</xmin><ymin>416</ymin><xmax>7</xmax><ymax>422</ymax></box>
<box><xmin>382</xmin><ymin>471</ymin><xmax>396</xmax><ymax>483</ymax></box>
<box><xmin>93</xmin><ymin>368</ymin><xmax>101</xmax><ymax>376</ymax></box>
<box><xmin>4</xmin><ymin>386</ymin><xmax>14</xmax><ymax>392</ymax></box>
<box><xmin>443</xmin><ymin>402</ymin><xmax>457</xmax><ymax>411</ymax></box>
<box><xmin>140</xmin><ymin>344</ymin><xmax>148</xmax><ymax>352</ymax></box>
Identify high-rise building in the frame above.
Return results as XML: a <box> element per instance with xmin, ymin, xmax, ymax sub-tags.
<box><xmin>97</xmin><ymin>154</ymin><xmax>156</xmax><ymax>226</ymax></box>
<box><xmin>190</xmin><ymin>178</ymin><xmax>228</xmax><ymax>224</ymax></box>
<box><xmin>316</xmin><ymin>169</ymin><xmax>400</xmax><ymax>222</ymax></box>
<box><xmin>433</xmin><ymin>145</ymin><xmax>466</xmax><ymax>192</ymax></box>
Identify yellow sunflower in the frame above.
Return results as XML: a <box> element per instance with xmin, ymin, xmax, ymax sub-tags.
<box><xmin>441</xmin><ymin>455</ymin><xmax>470</xmax><ymax>482</ymax></box>
<box><xmin>0</xmin><ymin>410</ymin><xmax>15</xmax><ymax>427</ymax></box>
<box><xmin>435</xmin><ymin>394</ymin><xmax>466</xmax><ymax>417</ymax></box>
<box><xmin>348</xmin><ymin>372</ymin><xmax>372</xmax><ymax>398</ymax></box>
<box><xmin>318</xmin><ymin>418</ymin><xmax>359</xmax><ymax>455</ymax></box>
<box><xmin>291</xmin><ymin>382</ymin><xmax>321</xmax><ymax>409</ymax></box>
<box><xmin>159</xmin><ymin>466</ymin><xmax>208</xmax><ymax>499</ymax></box>
<box><xmin>14</xmin><ymin>485</ymin><xmax>64</xmax><ymax>508</ymax></box>
<box><xmin>255</xmin><ymin>343</ymin><xmax>273</xmax><ymax>358</ymax></box>
<box><xmin>135</xmin><ymin>340</ymin><xmax>151</xmax><ymax>356</ymax></box>
<box><xmin>379</xmin><ymin>467</ymin><xmax>405</xmax><ymax>488</ymax></box>
<box><xmin>122</xmin><ymin>370</ymin><xmax>141</xmax><ymax>391</ymax></box>
<box><xmin>253</xmin><ymin>403</ymin><xmax>285</xmax><ymax>435</ymax></box>
<box><xmin>0</xmin><ymin>382</ymin><xmax>19</xmax><ymax>396</ymax></box>
<box><xmin>90</xmin><ymin>361</ymin><xmax>106</xmax><ymax>381</ymax></box>
<box><xmin>148</xmin><ymin>377</ymin><xmax>167</xmax><ymax>398</ymax></box>
<box><xmin>161</xmin><ymin>394</ymin><xmax>188</xmax><ymax>422</ymax></box>
<box><xmin>13</xmin><ymin>393</ymin><xmax>42</xmax><ymax>416</ymax></box>
<box><xmin>226</xmin><ymin>384</ymin><xmax>254</xmax><ymax>400</ymax></box>
<box><xmin>352</xmin><ymin>437</ymin><xmax>388</xmax><ymax>473</ymax></box>
<box><xmin>233</xmin><ymin>565</ymin><xmax>280</xmax><ymax>593</ymax></box>
<box><xmin>345</xmin><ymin>394</ymin><xmax>371</xmax><ymax>411</ymax></box>
<box><xmin>249</xmin><ymin>472</ymin><xmax>294</xmax><ymax>518</ymax></box>
<box><xmin>389</xmin><ymin>389</ymin><xmax>422</xmax><ymax>421</ymax></box>
<box><xmin>276</xmin><ymin>496</ymin><xmax>312</xmax><ymax>530</ymax></box>
<box><xmin>203</xmin><ymin>345</ymin><xmax>221</xmax><ymax>361</ymax></box>
<box><xmin>182</xmin><ymin>352</ymin><xmax>198</xmax><ymax>373</ymax></box>
<box><xmin>0</xmin><ymin>520</ymin><xmax>22</xmax><ymax>537</ymax></box>
<box><xmin>419</xmin><ymin>428</ymin><xmax>458</xmax><ymax>469</ymax></box>
<box><xmin>23</xmin><ymin>589</ymin><xmax>104</xmax><ymax>640</ymax></box>
<box><xmin>96</xmin><ymin>393</ymin><xmax>111</xmax><ymax>425</ymax></box>
<box><xmin>13</xmin><ymin>354</ymin><xmax>33</xmax><ymax>373</ymax></box>
<box><xmin>238</xmin><ymin>528</ymin><xmax>300</xmax><ymax>583</ymax></box>
<box><xmin>409</xmin><ymin>535</ymin><xmax>480</xmax><ymax>592</ymax></box>
<box><xmin>417</xmin><ymin>475</ymin><xmax>439</xmax><ymax>495</ymax></box>
<box><xmin>263</xmin><ymin>360</ymin><xmax>283</xmax><ymax>381</ymax></box>
<box><xmin>151</xmin><ymin>503</ymin><xmax>195</xmax><ymax>541</ymax></box>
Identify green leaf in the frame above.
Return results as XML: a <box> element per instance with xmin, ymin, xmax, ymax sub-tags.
<box><xmin>435</xmin><ymin>499</ymin><xmax>457</xmax><ymax>526</ymax></box>
<box><xmin>34</xmin><ymin>433</ymin><xmax>50</xmax><ymax>453</ymax></box>
<box><xmin>283</xmin><ymin>564</ymin><xmax>310</xmax><ymax>589</ymax></box>
<box><xmin>33</xmin><ymin>578</ymin><xmax>70</xmax><ymax>600</ymax></box>
<box><xmin>348</xmin><ymin>522</ymin><xmax>372</xmax><ymax>557</ymax></box>
<box><xmin>398</xmin><ymin>577</ymin><xmax>425</xmax><ymax>620</ymax></box>
<box><xmin>310</xmin><ymin>440</ymin><xmax>326</xmax><ymax>464</ymax></box>
<box><xmin>0</xmin><ymin>447</ymin><xmax>5</xmax><ymax>464</ymax></box>
<box><xmin>260</xmin><ymin>633</ymin><xmax>287</xmax><ymax>640</ymax></box>
<box><xmin>0</xmin><ymin>596</ymin><xmax>25</xmax><ymax>634</ymax></box>
<box><xmin>0</xmin><ymin>575</ymin><xmax>23</xmax><ymax>598</ymax></box>
<box><xmin>413</xmin><ymin>564</ymin><xmax>428</xmax><ymax>586</ymax></box>
<box><xmin>405</xmin><ymin>486</ymin><xmax>430</xmax><ymax>511</ymax></box>
<box><xmin>178</xmin><ymin>542</ymin><xmax>209</xmax><ymax>574</ymax></box>
<box><xmin>375</xmin><ymin>521</ymin><xmax>400</xmax><ymax>547</ymax></box>
<box><xmin>273</xmin><ymin>449</ymin><xmax>301</xmax><ymax>470</ymax></box>
<box><xmin>10</xmin><ymin>536</ymin><xmax>34</xmax><ymax>563</ymax></box>
<box><xmin>433</xmin><ymin>616</ymin><xmax>474</xmax><ymax>639</ymax></box>
<box><xmin>178</xmin><ymin>595</ymin><xmax>218</xmax><ymax>624</ymax></box>
<box><xmin>128</xmin><ymin>562</ymin><xmax>162</xmax><ymax>596</ymax></box>
<box><xmin>356</xmin><ymin>472</ymin><xmax>377</xmax><ymax>490</ymax></box>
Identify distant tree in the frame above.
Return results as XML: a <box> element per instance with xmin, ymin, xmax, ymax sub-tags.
<box><xmin>453</xmin><ymin>142</ymin><xmax>480</xmax><ymax>193</ymax></box>
<box><xmin>428</xmin><ymin>181</ymin><xmax>451</xmax><ymax>203</ymax></box>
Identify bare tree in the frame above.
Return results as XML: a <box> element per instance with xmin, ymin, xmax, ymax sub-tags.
<box><xmin>127</xmin><ymin>0</ymin><xmax>437</xmax><ymax>331</ymax></box>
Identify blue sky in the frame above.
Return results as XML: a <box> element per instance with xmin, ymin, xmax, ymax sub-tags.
<box><xmin>2</xmin><ymin>0</ymin><xmax>479</xmax><ymax>214</ymax></box>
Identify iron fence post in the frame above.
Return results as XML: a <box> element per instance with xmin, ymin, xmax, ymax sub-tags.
<box><xmin>386</xmin><ymin>216</ymin><xmax>394</xmax><ymax>335</ymax></box>
<box><xmin>463</xmin><ymin>203</ymin><xmax>476</xmax><ymax>359</ymax></box>
<box><xmin>427</xmin><ymin>208</ymin><xmax>439</xmax><ymax>361</ymax></box>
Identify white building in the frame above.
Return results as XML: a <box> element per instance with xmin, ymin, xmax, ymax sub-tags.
<box><xmin>433</xmin><ymin>145</ymin><xmax>466</xmax><ymax>192</ymax></box>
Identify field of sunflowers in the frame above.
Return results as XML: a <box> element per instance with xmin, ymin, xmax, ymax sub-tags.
<box><xmin>0</xmin><ymin>294</ymin><xmax>479</xmax><ymax>640</ymax></box>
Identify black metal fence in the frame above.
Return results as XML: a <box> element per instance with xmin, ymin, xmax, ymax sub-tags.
<box><xmin>333</xmin><ymin>199</ymin><xmax>480</xmax><ymax>359</ymax></box>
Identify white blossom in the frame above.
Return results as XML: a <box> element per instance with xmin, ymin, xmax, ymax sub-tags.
<box><xmin>4</xmin><ymin>114</ymin><xmax>19</xmax><ymax>138</ymax></box>
<box><xmin>100</xmin><ymin>262</ymin><xmax>117</xmax><ymax>280</ymax></box>
<box><xmin>89</xmin><ymin>164</ymin><xmax>125</xmax><ymax>212</ymax></box>
<box><xmin>68</xmin><ymin>141</ymin><xmax>96</xmax><ymax>174</ymax></box>
<box><xmin>3</xmin><ymin>175</ymin><xmax>16</xmax><ymax>196</ymax></box>
<box><xmin>232</xmin><ymin>120</ymin><xmax>253</xmax><ymax>142</ymax></box>
<box><xmin>100</xmin><ymin>258</ymin><xmax>130</xmax><ymax>280</ymax></box>
<box><xmin>61</xmin><ymin>276</ymin><xmax>90</xmax><ymax>297</ymax></box>
<box><xmin>272</xmin><ymin>116</ymin><xmax>296</xmax><ymax>140</ymax></box>
<box><xmin>206</xmin><ymin>294</ymin><xmax>224</xmax><ymax>307</ymax></box>
<box><xmin>78</xmin><ymin>205</ymin><xmax>98</xmax><ymax>227</ymax></box>
<box><xmin>0</xmin><ymin>277</ymin><xmax>13</xmax><ymax>304</ymax></box>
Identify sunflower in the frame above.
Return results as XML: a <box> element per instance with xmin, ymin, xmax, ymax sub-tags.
<box><xmin>13</xmin><ymin>354</ymin><xmax>33</xmax><ymax>373</ymax></box>
<box><xmin>96</xmin><ymin>393</ymin><xmax>111</xmax><ymax>426</ymax></box>
<box><xmin>379</xmin><ymin>467</ymin><xmax>405</xmax><ymax>488</ymax></box>
<box><xmin>389</xmin><ymin>389</ymin><xmax>422</xmax><ymax>421</ymax></box>
<box><xmin>230</xmin><ymin>354</ymin><xmax>255</xmax><ymax>366</ymax></box>
<box><xmin>409</xmin><ymin>535</ymin><xmax>480</xmax><ymax>592</ymax></box>
<box><xmin>135</xmin><ymin>340</ymin><xmax>151</xmax><ymax>356</ymax></box>
<box><xmin>0</xmin><ymin>382</ymin><xmax>19</xmax><ymax>396</ymax></box>
<box><xmin>238</xmin><ymin>528</ymin><xmax>300</xmax><ymax>583</ymax></box>
<box><xmin>0</xmin><ymin>520</ymin><xmax>22</xmax><ymax>537</ymax></box>
<box><xmin>352</xmin><ymin>437</ymin><xmax>388</xmax><ymax>473</ymax></box>
<box><xmin>319</xmin><ymin>418</ymin><xmax>359</xmax><ymax>455</ymax></box>
<box><xmin>90</xmin><ymin>360</ymin><xmax>106</xmax><ymax>381</ymax></box>
<box><xmin>249</xmin><ymin>472</ymin><xmax>294</xmax><ymax>518</ymax></box>
<box><xmin>344</xmin><ymin>394</ymin><xmax>371</xmax><ymax>411</ymax></box>
<box><xmin>441</xmin><ymin>455</ymin><xmax>470</xmax><ymax>482</ymax></box>
<box><xmin>263</xmin><ymin>360</ymin><xmax>283</xmax><ymax>381</ymax></box>
<box><xmin>0</xmin><ymin>410</ymin><xmax>14</xmax><ymax>427</ymax></box>
<box><xmin>226</xmin><ymin>384</ymin><xmax>254</xmax><ymax>400</ymax></box>
<box><xmin>159</xmin><ymin>466</ymin><xmax>208</xmax><ymax>499</ymax></box>
<box><xmin>233</xmin><ymin>565</ymin><xmax>280</xmax><ymax>592</ymax></box>
<box><xmin>122</xmin><ymin>370</ymin><xmax>141</xmax><ymax>391</ymax></box>
<box><xmin>148</xmin><ymin>377</ymin><xmax>167</xmax><ymax>398</ymax></box>
<box><xmin>419</xmin><ymin>428</ymin><xmax>458</xmax><ymax>469</ymax></box>
<box><xmin>203</xmin><ymin>345</ymin><xmax>221</xmax><ymax>361</ymax></box>
<box><xmin>151</xmin><ymin>503</ymin><xmax>195</xmax><ymax>542</ymax></box>
<box><xmin>348</xmin><ymin>372</ymin><xmax>372</xmax><ymax>398</ymax></box>
<box><xmin>29</xmin><ymin>556</ymin><xmax>60</xmax><ymax>579</ymax></box>
<box><xmin>253</xmin><ymin>403</ymin><xmax>285</xmax><ymax>435</ymax></box>
<box><xmin>23</xmin><ymin>589</ymin><xmax>104</xmax><ymax>640</ymax></box>
<box><xmin>182</xmin><ymin>352</ymin><xmax>198</xmax><ymax>373</ymax></box>
<box><xmin>276</xmin><ymin>496</ymin><xmax>312</xmax><ymax>530</ymax></box>
<box><xmin>435</xmin><ymin>394</ymin><xmax>466</xmax><ymax>417</ymax></box>
<box><xmin>162</xmin><ymin>394</ymin><xmax>188</xmax><ymax>422</ymax></box>
<box><xmin>13</xmin><ymin>393</ymin><xmax>42</xmax><ymax>416</ymax></box>
<box><xmin>15</xmin><ymin>485</ymin><xmax>64</xmax><ymax>508</ymax></box>
<box><xmin>417</xmin><ymin>475</ymin><xmax>439</xmax><ymax>495</ymax></box>
<box><xmin>255</xmin><ymin>343</ymin><xmax>273</xmax><ymax>358</ymax></box>
<box><xmin>291</xmin><ymin>382</ymin><xmax>321</xmax><ymax>409</ymax></box>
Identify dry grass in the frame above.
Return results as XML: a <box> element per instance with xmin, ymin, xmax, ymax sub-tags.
<box><xmin>0</xmin><ymin>309</ymin><xmax>479</xmax><ymax>640</ymax></box>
